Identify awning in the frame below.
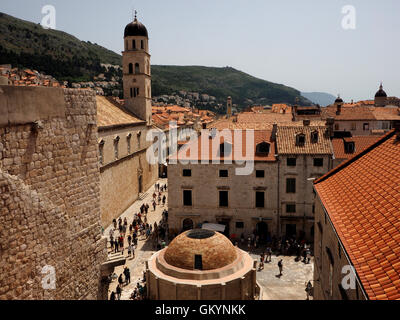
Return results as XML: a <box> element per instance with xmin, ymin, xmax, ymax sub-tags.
<box><xmin>202</xmin><ymin>223</ymin><xmax>226</xmax><ymax>232</ymax></box>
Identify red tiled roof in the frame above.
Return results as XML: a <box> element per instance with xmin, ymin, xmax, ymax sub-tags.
<box><xmin>276</xmin><ymin>125</ymin><xmax>333</xmax><ymax>155</ymax></box>
<box><xmin>332</xmin><ymin>136</ymin><xmax>382</xmax><ymax>160</ymax></box>
<box><xmin>314</xmin><ymin>130</ymin><xmax>400</xmax><ymax>300</ymax></box>
<box><xmin>172</xmin><ymin>130</ymin><xmax>276</xmax><ymax>162</ymax></box>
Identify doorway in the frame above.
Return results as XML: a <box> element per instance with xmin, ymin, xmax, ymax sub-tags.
<box><xmin>256</xmin><ymin>221</ymin><xmax>269</xmax><ymax>243</ymax></box>
<box><xmin>217</xmin><ymin>219</ymin><xmax>230</xmax><ymax>238</ymax></box>
<box><xmin>182</xmin><ymin>218</ymin><xmax>194</xmax><ymax>231</ymax></box>
<box><xmin>286</xmin><ymin>224</ymin><xmax>297</xmax><ymax>239</ymax></box>
<box><xmin>138</xmin><ymin>175</ymin><xmax>143</xmax><ymax>193</ymax></box>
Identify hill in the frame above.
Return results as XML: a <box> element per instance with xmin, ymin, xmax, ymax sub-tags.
<box><xmin>0</xmin><ymin>12</ymin><xmax>311</xmax><ymax>110</ymax></box>
<box><xmin>301</xmin><ymin>92</ymin><xmax>336</xmax><ymax>107</ymax></box>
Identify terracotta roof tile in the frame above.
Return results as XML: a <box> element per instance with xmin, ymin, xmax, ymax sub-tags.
<box><xmin>332</xmin><ymin>136</ymin><xmax>382</xmax><ymax>160</ymax></box>
<box><xmin>314</xmin><ymin>130</ymin><xmax>400</xmax><ymax>300</ymax></box>
<box><xmin>96</xmin><ymin>96</ymin><xmax>143</xmax><ymax>127</ymax></box>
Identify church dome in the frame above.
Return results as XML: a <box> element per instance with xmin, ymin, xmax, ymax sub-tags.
<box><xmin>164</xmin><ymin>229</ymin><xmax>237</xmax><ymax>270</ymax></box>
<box><xmin>124</xmin><ymin>18</ymin><xmax>148</xmax><ymax>38</ymax></box>
<box><xmin>375</xmin><ymin>84</ymin><xmax>387</xmax><ymax>98</ymax></box>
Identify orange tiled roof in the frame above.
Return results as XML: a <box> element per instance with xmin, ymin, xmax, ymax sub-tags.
<box><xmin>96</xmin><ymin>96</ymin><xmax>143</xmax><ymax>127</ymax></box>
<box><xmin>314</xmin><ymin>130</ymin><xmax>400</xmax><ymax>300</ymax></box>
<box><xmin>322</xmin><ymin>105</ymin><xmax>376</xmax><ymax>120</ymax></box>
<box><xmin>172</xmin><ymin>130</ymin><xmax>276</xmax><ymax>162</ymax></box>
<box><xmin>276</xmin><ymin>125</ymin><xmax>333</xmax><ymax>155</ymax></box>
<box><xmin>332</xmin><ymin>136</ymin><xmax>382</xmax><ymax>160</ymax></box>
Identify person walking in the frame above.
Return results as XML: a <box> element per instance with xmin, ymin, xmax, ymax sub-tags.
<box><xmin>152</xmin><ymin>201</ymin><xmax>156</xmax><ymax>211</ymax></box>
<box><xmin>116</xmin><ymin>284</ymin><xmax>122</xmax><ymax>300</ymax></box>
<box><xmin>162</xmin><ymin>195</ymin><xmax>166</xmax><ymax>206</ymax></box>
<box><xmin>278</xmin><ymin>259</ymin><xmax>283</xmax><ymax>276</ymax></box>
<box><xmin>265</xmin><ymin>246</ymin><xmax>272</xmax><ymax>262</ymax></box>
<box><xmin>109</xmin><ymin>291</ymin><xmax>116</xmax><ymax>300</ymax></box>
<box><xmin>259</xmin><ymin>253</ymin><xmax>265</xmax><ymax>270</ymax></box>
<box><xmin>114</xmin><ymin>239</ymin><xmax>119</xmax><ymax>253</ymax></box>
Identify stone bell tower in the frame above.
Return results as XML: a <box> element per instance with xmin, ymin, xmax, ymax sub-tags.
<box><xmin>122</xmin><ymin>11</ymin><xmax>152</xmax><ymax>125</ymax></box>
<box><xmin>227</xmin><ymin>96</ymin><xmax>232</xmax><ymax>118</ymax></box>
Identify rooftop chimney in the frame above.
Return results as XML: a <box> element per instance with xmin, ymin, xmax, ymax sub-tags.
<box><xmin>271</xmin><ymin>123</ymin><xmax>278</xmax><ymax>142</ymax></box>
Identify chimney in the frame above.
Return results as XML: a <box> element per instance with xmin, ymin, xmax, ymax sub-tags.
<box><xmin>271</xmin><ymin>123</ymin><xmax>278</xmax><ymax>142</ymax></box>
<box><xmin>325</xmin><ymin>117</ymin><xmax>335</xmax><ymax>139</ymax></box>
<box><xmin>303</xmin><ymin>119</ymin><xmax>310</xmax><ymax>126</ymax></box>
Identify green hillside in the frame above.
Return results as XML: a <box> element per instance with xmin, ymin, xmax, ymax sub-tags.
<box><xmin>0</xmin><ymin>12</ymin><xmax>311</xmax><ymax>110</ymax></box>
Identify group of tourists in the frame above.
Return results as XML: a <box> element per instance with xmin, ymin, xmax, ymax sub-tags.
<box><xmin>108</xmin><ymin>182</ymin><xmax>169</xmax><ymax>300</ymax></box>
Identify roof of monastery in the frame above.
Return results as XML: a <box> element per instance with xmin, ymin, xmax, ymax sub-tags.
<box><xmin>314</xmin><ymin>129</ymin><xmax>400</xmax><ymax>300</ymax></box>
<box><xmin>96</xmin><ymin>96</ymin><xmax>144</xmax><ymax>127</ymax></box>
<box><xmin>172</xmin><ymin>130</ymin><xmax>277</xmax><ymax>162</ymax></box>
<box><xmin>331</xmin><ymin>136</ymin><xmax>382</xmax><ymax>160</ymax></box>
<box><xmin>276</xmin><ymin>125</ymin><xmax>333</xmax><ymax>155</ymax></box>
<box><xmin>322</xmin><ymin>105</ymin><xmax>400</xmax><ymax>121</ymax></box>
<box><xmin>164</xmin><ymin>229</ymin><xmax>238</xmax><ymax>270</ymax></box>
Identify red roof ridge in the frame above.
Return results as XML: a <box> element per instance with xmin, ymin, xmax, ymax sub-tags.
<box><xmin>314</xmin><ymin>129</ymin><xmax>396</xmax><ymax>185</ymax></box>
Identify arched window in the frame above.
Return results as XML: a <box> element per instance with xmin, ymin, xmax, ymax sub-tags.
<box><xmin>256</xmin><ymin>142</ymin><xmax>270</xmax><ymax>155</ymax></box>
<box><xmin>127</xmin><ymin>133</ymin><xmax>132</xmax><ymax>154</ymax></box>
<box><xmin>114</xmin><ymin>136</ymin><xmax>120</xmax><ymax>160</ymax></box>
<box><xmin>135</xmin><ymin>63</ymin><xmax>140</xmax><ymax>74</ymax></box>
<box><xmin>128</xmin><ymin>63</ymin><xmax>133</xmax><ymax>74</ymax></box>
<box><xmin>99</xmin><ymin>140</ymin><xmax>105</xmax><ymax>165</ymax></box>
<box><xmin>182</xmin><ymin>218</ymin><xmax>194</xmax><ymax>231</ymax></box>
<box><xmin>311</xmin><ymin>130</ymin><xmax>319</xmax><ymax>143</ymax></box>
<box><xmin>296</xmin><ymin>133</ymin><xmax>306</xmax><ymax>146</ymax></box>
<box><xmin>219</xmin><ymin>142</ymin><xmax>232</xmax><ymax>156</ymax></box>
<box><xmin>141</xmin><ymin>40</ymin><xmax>144</xmax><ymax>49</ymax></box>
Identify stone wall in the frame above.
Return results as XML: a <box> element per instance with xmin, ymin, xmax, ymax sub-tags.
<box><xmin>98</xmin><ymin>125</ymin><xmax>158</xmax><ymax>228</ymax></box>
<box><xmin>0</xmin><ymin>86</ymin><xmax>107</xmax><ymax>300</ymax></box>
<box><xmin>313</xmin><ymin>196</ymin><xmax>366</xmax><ymax>300</ymax></box>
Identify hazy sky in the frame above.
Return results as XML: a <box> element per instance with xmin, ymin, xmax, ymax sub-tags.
<box><xmin>1</xmin><ymin>0</ymin><xmax>400</xmax><ymax>101</ymax></box>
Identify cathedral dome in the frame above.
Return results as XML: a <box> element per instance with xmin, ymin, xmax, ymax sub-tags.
<box><xmin>124</xmin><ymin>18</ymin><xmax>148</xmax><ymax>38</ymax></box>
<box><xmin>164</xmin><ymin>229</ymin><xmax>237</xmax><ymax>270</ymax></box>
<box><xmin>375</xmin><ymin>84</ymin><xmax>387</xmax><ymax>98</ymax></box>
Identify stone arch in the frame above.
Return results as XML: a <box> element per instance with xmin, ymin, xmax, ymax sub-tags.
<box><xmin>182</xmin><ymin>218</ymin><xmax>194</xmax><ymax>231</ymax></box>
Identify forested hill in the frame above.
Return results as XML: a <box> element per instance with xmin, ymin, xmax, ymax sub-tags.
<box><xmin>0</xmin><ymin>12</ymin><xmax>311</xmax><ymax>108</ymax></box>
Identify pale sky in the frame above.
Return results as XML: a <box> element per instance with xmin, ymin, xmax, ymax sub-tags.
<box><xmin>1</xmin><ymin>0</ymin><xmax>400</xmax><ymax>101</ymax></box>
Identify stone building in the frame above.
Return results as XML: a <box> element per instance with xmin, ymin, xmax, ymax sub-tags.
<box><xmin>167</xmin><ymin>129</ymin><xmax>279</xmax><ymax>241</ymax></box>
<box><xmin>276</xmin><ymin>123</ymin><xmax>334</xmax><ymax>241</ymax></box>
<box><xmin>0</xmin><ymin>86</ymin><xmax>107</xmax><ymax>299</ymax></box>
<box><xmin>313</xmin><ymin>127</ymin><xmax>400</xmax><ymax>300</ymax></box>
<box><xmin>97</xmin><ymin>96</ymin><xmax>158</xmax><ymax>227</ymax></box>
<box><xmin>97</xmin><ymin>15</ymin><xmax>159</xmax><ymax>227</ymax></box>
<box><xmin>146</xmin><ymin>229</ymin><xmax>259</xmax><ymax>300</ymax></box>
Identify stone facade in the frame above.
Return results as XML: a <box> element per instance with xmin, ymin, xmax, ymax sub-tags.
<box><xmin>313</xmin><ymin>196</ymin><xmax>366</xmax><ymax>300</ymax></box>
<box><xmin>98</xmin><ymin>124</ymin><xmax>158</xmax><ymax>228</ymax></box>
<box><xmin>0</xmin><ymin>86</ymin><xmax>107</xmax><ymax>299</ymax></box>
<box><xmin>168</xmin><ymin>162</ymin><xmax>279</xmax><ymax>240</ymax></box>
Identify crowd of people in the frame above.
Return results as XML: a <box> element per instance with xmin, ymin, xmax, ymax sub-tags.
<box><xmin>108</xmin><ymin>182</ymin><xmax>169</xmax><ymax>301</ymax></box>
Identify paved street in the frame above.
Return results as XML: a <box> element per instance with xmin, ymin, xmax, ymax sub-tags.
<box><xmin>104</xmin><ymin>178</ymin><xmax>167</xmax><ymax>300</ymax></box>
<box><xmin>104</xmin><ymin>178</ymin><xmax>314</xmax><ymax>300</ymax></box>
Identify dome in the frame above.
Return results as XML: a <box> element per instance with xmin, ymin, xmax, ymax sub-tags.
<box><xmin>124</xmin><ymin>18</ymin><xmax>148</xmax><ymax>38</ymax></box>
<box><xmin>375</xmin><ymin>84</ymin><xmax>387</xmax><ymax>98</ymax></box>
<box><xmin>164</xmin><ymin>229</ymin><xmax>237</xmax><ymax>270</ymax></box>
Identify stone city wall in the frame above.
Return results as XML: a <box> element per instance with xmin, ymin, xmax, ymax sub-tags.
<box><xmin>0</xmin><ymin>86</ymin><xmax>107</xmax><ymax>300</ymax></box>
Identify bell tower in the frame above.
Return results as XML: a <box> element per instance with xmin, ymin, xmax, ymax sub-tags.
<box><xmin>122</xmin><ymin>11</ymin><xmax>152</xmax><ymax>125</ymax></box>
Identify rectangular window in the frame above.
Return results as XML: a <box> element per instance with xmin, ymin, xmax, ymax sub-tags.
<box><xmin>351</xmin><ymin>122</ymin><xmax>356</xmax><ymax>130</ymax></box>
<box><xmin>286</xmin><ymin>178</ymin><xmax>296</xmax><ymax>193</ymax></box>
<box><xmin>132</xmin><ymin>40</ymin><xmax>136</xmax><ymax>49</ymax></box>
<box><xmin>256</xmin><ymin>192</ymin><xmax>265</xmax><ymax>208</ymax></box>
<box><xmin>256</xmin><ymin>170</ymin><xmax>265</xmax><ymax>178</ymax></box>
<box><xmin>313</xmin><ymin>158</ymin><xmax>324</xmax><ymax>167</ymax></box>
<box><xmin>334</xmin><ymin>123</ymin><xmax>339</xmax><ymax>130</ymax></box>
<box><xmin>183</xmin><ymin>190</ymin><xmax>192</xmax><ymax>206</ymax></box>
<box><xmin>219</xmin><ymin>191</ymin><xmax>228</xmax><ymax>207</ymax></box>
<box><xmin>363</xmin><ymin>123</ymin><xmax>369</xmax><ymax>131</ymax></box>
<box><xmin>287</xmin><ymin>158</ymin><xmax>296</xmax><ymax>166</ymax></box>
<box><xmin>183</xmin><ymin>169</ymin><xmax>191</xmax><ymax>177</ymax></box>
<box><xmin>141</xmin><ymin>40</ymin><xmax>144</xmax><ymax>49</ymax></box>
<box><xmin>219</xmin><ymin>170</ymin><xmax>228</xmax><ymax>177</ymax></box>
<box><xmin>236</xmin><ymin>222</ymin><xmax>244</xmax><ymax>229</ymax></box>
<box><xmin>286</xmin><ymin>204</ymin><xmax>296</xmax><ymax>213</ymax></box>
